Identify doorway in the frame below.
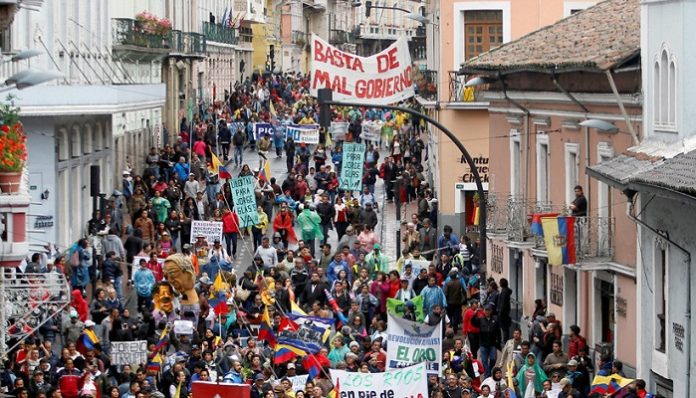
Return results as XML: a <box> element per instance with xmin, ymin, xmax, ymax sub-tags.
<box><xmin>509</xmin><ymin>248</ymin><xmax>524</xmax><ymax>333</ymax></box>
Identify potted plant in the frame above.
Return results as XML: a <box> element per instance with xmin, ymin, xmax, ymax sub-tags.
<box><xmin>0</xmin><ymin>95</ymin><xmax>26</xmax><ymax>193</ymax></box>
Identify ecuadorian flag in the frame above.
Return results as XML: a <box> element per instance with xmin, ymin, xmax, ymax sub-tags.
<box><xmin>541</xmin><ymin>216</ymin><xmax>576</xmax><ymax>266</ymax></box>
<box><xmin>531</xmin><ymin>213</ymin><xmax>559</xmax><ymax>236</ymax></box>
<box><xmin>274</xmin><ymin>344</ymin><xmax>306</xmax><ymax>364</ymax></box>
<box><xmin>590</xmin><ymin>374</ymin><xmax>634</xmax><ymax>396</ymax></box>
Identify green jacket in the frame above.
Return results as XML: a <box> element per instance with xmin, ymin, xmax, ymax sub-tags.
<box><xmin>297</xmin><ymin>209</ymin><xmax>323</xmax><ymax>240</ymax></box>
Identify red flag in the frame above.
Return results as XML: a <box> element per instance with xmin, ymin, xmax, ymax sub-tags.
<box><xmin>279</xmin><ymin>316</ymin><xmax>299</xmax><ymax>332</ymax></box>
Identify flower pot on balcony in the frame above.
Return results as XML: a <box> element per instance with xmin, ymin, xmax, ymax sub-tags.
<box><xmin>0</xmin><ymin>171</ymin><xmax>21</xmax><ymax>193</ymax></box>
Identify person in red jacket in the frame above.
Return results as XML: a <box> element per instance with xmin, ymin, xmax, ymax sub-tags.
<box><xmin>463</xmin><ymin>299</ymin><xmax>483</xmax><ymax>358</ymax></box>
<box><xmin>222</xmin><ymin>207</ymin><xmax>240</xmax><ymax>259</ymax></box>
<box><xmin>568</xmin><ymin>325</ymin><xmax>587</xmax><ymax>359</ymax></box>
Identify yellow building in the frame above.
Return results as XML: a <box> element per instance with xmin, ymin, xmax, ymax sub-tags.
<box><xmin>251</xmin><ymin>0</ymin><xmax>282</xmax><ymax>73</ymax></box>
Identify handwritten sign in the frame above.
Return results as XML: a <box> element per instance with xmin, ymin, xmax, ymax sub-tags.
<box><xmin>329</xmin><ymin>121</ymin><xmax>349</xmax><ymax>141</ymax></box>
<box><xmin>189</xmin><ymin>220</ymin><xmax>223</xmax><ymax>245</ymax></box>
<box><xmin>174</xmin><ymin>320</ymin><xmax>195</xmax><ymax>335</ymax></box>
<box><xmin>253</xmin><ymin>123</ymin><xmax>274</xmax><ymax>140</ymax></box>
<box><xmin>330</xmin><ymin>363</ymin><xmax>427</xmax><ymax>398</ymax></box>
<box><xmin>230</xmin><ymin>176</ymin><xmax>259</xmax><ymax>228</ymax></box>
<box><xmin>110</xmin><ymin>340</ymin><xmax>148</xmax><ymax>365</ymax></box>
<box><xmin>361</xmin><ymin>120</ymin><xmax>382</xmax><ymax>142</ymax></box>
<box><xmin>285</xmin><ymin>375</ymin><xmax>309</xmax><ymax>392</ymax></box>
<box><xmin>285</xmin><ymin>124</ymin><xmax>320</xmax><ymax>144</ymax></box>
<box><xmin>340</xmin><ymin>142</ymin><xmax>366</xmax><ymax>191</ymax></box>
<box><xmin>311</xmin><ymin>33</ymin><xmax>415</xmax><ymax>105</ymax></box>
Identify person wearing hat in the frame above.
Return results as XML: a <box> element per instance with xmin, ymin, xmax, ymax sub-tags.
<box><xmin>184</xmin><ymin>172</ymin><xmax>200</xmax><ymax>200</ymax></box>
<box><xmin>251</xmin><ymin>373</ymin><xmax>271</xmax><ymax>398</ymax></box>
<box><xmin>365</xmin><ymin>243</ymin><xmax>389</xmax><ymax>277</ymax></box>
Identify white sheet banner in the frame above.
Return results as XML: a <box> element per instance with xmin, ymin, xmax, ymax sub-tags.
<box><xmin>330</xmin><ymin>363</ymin><xmax>428</xmax><ymax>398</ymax></box>
<box><xmin>386</xmin><ymin>313</ymin><xmax>442</xmax><ymax>377</ymax></box>
<box><xmin>361</xmin><ymin>120</ymin><xmax>382</xmax><ymax>142</ymax></box>
<box><xmin>189</xmin><ymin>220</ymin><xmax>224</xmax><ymax>245</ymax></box>
<box><xmin>310</xmin><ymin>33</ymin><xmax>415</xmax><ymax>105</ymax></box>
<box><xmin>329</xmin><ymin>121</ymin><xmax>349</xmax><ymax>141</ymax></box>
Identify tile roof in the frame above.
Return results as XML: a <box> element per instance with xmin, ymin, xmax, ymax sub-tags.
<box><xmin>587</xmin><ymin>153</ymin><xmax>661</xmax><ymax>186</ymax></box>
<box><xmin>462</xmin><ymin>0</ymin><xmax>640</xmax><ymax>74</ymax></box>
<box><xmin>632</xmin><ymin>149</ymin><xmax>696</xmax><ymax>196</ymax></box>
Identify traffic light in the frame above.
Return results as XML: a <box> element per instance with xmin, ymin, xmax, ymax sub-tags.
<box><xmin>365</xmin><ymin>0</ymin><xmax>372</xmax><ymax>17</ymax></box>
<box><xmin>269</xmin><ymin>45</ymin><xmax>276</xmax><ymax>71</ymax></box>
<box><xmin>317</xmin><ymin>88</ymin><xmax>333</xmax><ymax>128</ymax></box>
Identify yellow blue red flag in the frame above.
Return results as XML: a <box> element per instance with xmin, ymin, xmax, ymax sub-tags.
<box><xmin>541</xmin><ymin>216</ymin><xmax>576</xmax><ymax>265</ymax></box>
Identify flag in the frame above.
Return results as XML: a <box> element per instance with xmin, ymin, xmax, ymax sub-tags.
<box><xmin>274</xmin><ymin>344</ymin><xmax>306</xmax><ymax>364</ymax></box>
<box><xmin>209</xmin><ymin>152</ymin><xmax>224</xmax><ymax>175</ymax></box>
<box><xmin>541</xmin><ymin>216</ymin><xmax>576</xmax><ymax>266</ymax></box>
<box><xmin>328</xmin><ymin>378</ymin><xmax>339</xmax><ymax>398</ymax></box>
<box><xmin>590</xmin><ymin>374</ymin><xmax>634</xmax><ymax>396</ymax></box>
<box><xmin>473</xmin><ymin>206</ymin><xmax>480</xmax><ymax>226</ymax></box>
<box><xmin>173</xmin><ymin>381</ymin><xmax>182</xmax><ymax>398</ymax></box>
<box><xmin>324</xmin><ymin>289</ymin><xmax>349</xmax><ymax>325</ymax></box>
<box><xmin>259</xmin><ymin>322</ymin><xmax>277</xmax><ymax>348</ymax></box>
<box><xmin>208</xmin><ymin>291</ymin><xmax>229</xmax><ymax>316</ymax></box>
<box><xmin>147</xmin><ymin>353</ymin><xmax>163</xmax><ymax>373</ymax></box>
<box><xmin>279</xmin><ymin>316</ymin><xmax>300</xmax><ymax>332</ymax></box>
<box><xmin>387</xmin><ymin>295</ymin><xmax>425</xmax><ymax>322</ymax></box>
<box><xmin>221</xmin><ymin>7</ymin><xmax>229</xmax><ymax>26</ymax></box>
<box><xmin>531</xmin><ymin>213</ymin><xmax>560</xmax><ymax>236</ymax></box>
<box><xmin>212</xmin><ymin>272</ymin><xmax>228</xmax><ymax>293</ymax></box>
<box><xmin>302</xmin><ymin>355</ymin><xmax>321</xmax><ymax>381</ymax></box>
<box><xmin>287</xmin><ymin>314</ymin><xmax>335</xmax><ymax>342</ymax></box>
<box><xmin>270</xmin><ymin>100</ymin><xmax>277</xmax><ymax>117</ymax></box>
<box><xmin>153</xmin><ymin>325</ymin><xmax>169</xmax><ymax>353</ymax></box>
<box><xmin>291</xmin><ymin>300</ymin><xmax>306</xmax><ymax>316</ymax></box>
<box><xmin>76</xmin><ymin>329</ymin><xmax>99</xmax><ymax>354</ymax></box>
<box><xmin>218</xmin><ymin>165</ymin><xmax>232</xmax><ymax>179</ymax></box>
<box><xmin>259</xmin><ymin>160</ymin><xmax>271</xmax><ymax>182</ymax></box>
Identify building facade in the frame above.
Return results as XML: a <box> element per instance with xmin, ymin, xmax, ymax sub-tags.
<box><xmin>463</xmin><ymin>0</ymin><xmax>640</xmax><ymax>374</ymax></box>
<box><xmin>421</xmin><ymin>0</ymin><xmax>599</xmax><ymax>237</ymax></box>
<box><xmin>5</xmin><ymin>0</ymin><xmax>166</xmax><ymax>251</ymax></box>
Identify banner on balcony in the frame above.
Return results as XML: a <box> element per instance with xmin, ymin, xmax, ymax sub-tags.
<box><xmin>310</xmin><ymin>33</ymin><xmax>415</xmax><ymax>105</ymax></box>
<box><xmin>541</xmin><ymin>216</ymin><xmax>576</xmax><ymax>266</ymax></box>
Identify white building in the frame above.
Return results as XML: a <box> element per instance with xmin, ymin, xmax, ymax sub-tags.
<box><xmin>587</xmin><ymin>0</ymin><xmax>696</xmax><ymax>395</ymax></box>
<box><xmin>4</xmin><ymin>0</ymin><xmax>166</xmax><ymax>251</ymax></box>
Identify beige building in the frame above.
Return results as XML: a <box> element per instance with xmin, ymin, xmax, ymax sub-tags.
<box><xmin>462</xmin><ymin>0</ymin><xmax>640</xmax><ymax>374</ymax></box>
<box><xmin>421</xmin><ymin>0</ymin><xmax>599</xmax><ymax>236</ymax></box>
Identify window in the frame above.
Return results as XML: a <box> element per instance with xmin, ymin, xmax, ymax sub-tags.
<box><xmin>565</xmin><ymin>143</ymin><xmax>579</xmax><ymax>206</ymax></box>
<box><xmin>464</xmin><ymin>10</ymin><xmax>503</xmax><ymax>60</ymax></box>
<box><xmin>654</xmin><ymin>242</ymin><xmax>667</xmax><ymax>353</ymax></box>
<box><xmin>536</xmin><ymin>134</ymin><xmax>549</xmax><ymax>203</ymax></box>
<box><xmin>653</xmin><ymin>46</ymin><xmax>677</xmax><ymax>131</ymax></box>
<box><xmin>510</xmin><ymin>130</ymin><xmax>521</xmax><ymax>197</ymax></box>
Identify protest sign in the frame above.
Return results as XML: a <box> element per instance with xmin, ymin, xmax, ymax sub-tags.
<box><xmin>361</xmin><ymin>121</ymin><xmax>382</xmax><ymax>142</ymax></box>
<box><xmin>285</xmin><ymin>124</ymin><xmax>320</xmax><ymax>144</ymax></box>
<box><xmin>386</xmin><ymin>314</ymin><xmax>442</xmax><ymax>377</ymax></box>
<box><xmin>340</xmin><ymin>142</ymin><xmax>366</xmax><ymax>191</ymax></box>
<box><xmin>189</xmin><ymin>220</ymin><xmax>223</xmax><ymax>245</ymax></box>
<box><xmin>191</xmin><ymin>381</ymin><xmax>250</xmax><ymax>398</ymax></box>
<box><xmin>403</xmin><ymin>259</ymin><xmax>429</xmax><ymax>275</ymax></box>
<box><xmin>386</xmin><ymin>296</ymin><xmax>425</xmax><ymax>323</ymax></box>
<box><xmin>330</xmin><ymin>363</ymin><xmax>428</xmax><ymax>398</ymax></box>
<box><xmin>230</xmin><ymin>176</ymin><xmax>259</xmax><ymax>228</ymax></box>
<box><xmin>311</xmin><ymin>33</ymin><xmax>415</xmax><ymax>105</ymax></box>
<box><xmin>110</xmin><ymin>340</ymin><xmax>148</xmax><ymax>365</ymax></box>
<box><xmin>329</xmin><ymin>121</ymin><xmax>349</xmax><ymax>141</ymax></box>
<box><xmin>253</xmin><ymin>123</ymin><xmax>274</xmax><ymax>140</ymax></box>
<box><xmin>285</xmin><ymin>375</ymin><xmax>309</xmax><ymax>392</ymax></box>
<box><xmin>173</xmin><ymin>320</ymin><xmax>194</xmax><ymax>335</ymax></box>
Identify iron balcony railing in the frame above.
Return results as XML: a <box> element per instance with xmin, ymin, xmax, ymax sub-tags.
<box><xmin>292</xmin><ymin>30</ymin><xmax>307</xmax><ymax>45</ymax></box>
<box><xmin>575</xmin><ymin>216</ymin><xmax>615</xmax><ymax>261</ymax></box>
<box><xmin>449</xmin><ymin>72</ymin><xmax>485</xmax><ymax>103</ymax></box>
<box><xmin>329</xmin><ymin>30</ymin><xmax>355</xmax><ymax>45</ymax></box>
<box><xmin>113</xmin><ymin>18</ymin><xmax>173</xmax><ymax>50</ymax></box>
<box><xmin>113</xmin><ymin>18</ymin><xmax>206</xmax><ymax>56</ymax></box>
<box><xmin>486</xmin><ymin>193</ymin><xmax>508</xmax><ymax>235</ymax></box>
<box><xmin>203</xmin><ymin>21</ymin><xmax>239</xmax><ymax>45</ymax></box>
<box><xmin>414</xmin><ymin>69</ymin><xmax>437</xmax><ymax>101</ymax></box>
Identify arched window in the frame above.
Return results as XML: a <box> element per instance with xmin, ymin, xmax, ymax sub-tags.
<box><xmin>654</xmin><ymin>45</ymin><xmax>677</xmax><ymax>131</ymax></box>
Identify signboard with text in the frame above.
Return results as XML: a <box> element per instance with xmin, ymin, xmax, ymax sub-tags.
<box><xmin>311</xmin><ymin>33</ymin><xmax>415</xmax><ymax>105</ymax></box>
<box><xmin>230</xmin><ymin>176</ymin><xmax>259</xmax><ymax>228</ymax></box>
<box><xmin>329</xmin><ymin>121</ymin><xmax>349</xmax><ymax>141</ymax></box>
<box><xmin>253</xmin><ymin>123</ymin><xmax>274</xmax><ymax>140</ymax></box>
<box><xmin>340</xmin><ymin>142</ymin><xmax>366</xmax><ymax>191</ymax></box>
<box><xmin>386</xmin><ymin>314</ymin><xmax>442</xmax><ymax>377</ymax></box>
<box><xmin>361</xmin><ymin>120</ymin><xmax>382</xmax><ymax>142</ymax></box>
<box><xmin>330</xmin><ymin>363</ymin><xmax>428</xmax><ymax>398</ymax></box>
<box><xmin>285</xmin><ymin>124</ymin><xmax>320</xmax><ymax>144</ymax></box>
<box><xmin>189</xmin><ymin>221</ymin><xmax>223</xmax><ymax>245</ymax></box>
<box><xmin>110</xmin><ymin>340</ymin><xmax>148</xmax><ymax>365</ymax></box>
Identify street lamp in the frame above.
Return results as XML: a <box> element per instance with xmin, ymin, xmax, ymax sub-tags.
<box><xmin>317</xmin><ymin>88</ymin><xmax>488</xmax><ymax>264</ymax></box>
<box><xmin>10</xmin><ymin>49</ymin><xmax>43</xmax><ymax>62</ymax></box>
<box><xmin>579</xmin><ymin>119</ymin><xmax>619</xmax><ymax>133</ymax></box>
<box><xmin>2</xmin><ymin>69</ymin><xmax>63</xmax><ymax>91</ymax></box>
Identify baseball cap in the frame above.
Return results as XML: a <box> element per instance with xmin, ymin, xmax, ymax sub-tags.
<box><xmin>373</xmin><ymin>243</ymin><xmax>380</xmax><ymax>250</ymax></box>
<box><xmin>85</xmin><ymin>320</ymin><xmax>96</xmax><ymax>328</ymax></box>
<box><xmin>559</xmin><ymin>378</ymin><xmax>571</xmax><ymax>389</ymax></box>
<box><xmin>568</xmin><ymin>359</ymin><xmax>578</xmax><ymax>367</ymax></box>
<box><xmin>255</xmin><ymin>374</ymin><xmax>266</xmax><ymax>381</ymax></box>
<box><xmin>287</xmin><ymin>363</ymin><xmax>296</xmax><ymax>369</ymax></box>
<box><xmin>69</xmin><ymin>309</ymin><xmax>78</xmax><ymax>318</ymax></box>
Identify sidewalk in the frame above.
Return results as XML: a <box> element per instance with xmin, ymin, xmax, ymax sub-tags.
<box><xmin>379</xmin><ymin>196</ymin><xmax>418</xmax><ymax>263</ymax></box>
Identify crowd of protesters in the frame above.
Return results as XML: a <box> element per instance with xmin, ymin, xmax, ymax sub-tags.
<box><xmin>2</xmin><ymin>70</ymin><xmax>650</xmax><ymax>398</ymax></box>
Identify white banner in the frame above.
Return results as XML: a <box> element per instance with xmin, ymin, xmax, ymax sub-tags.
<box><xmin>403</xmin><ymin>259</ymin><xmax>430</xmax><ymax>276</ymax></box>
<box><xmin>173</xmin><ymin>320</ymin><xmax>195</xmax><ymax>335</ymax></box>
<box><xmin>110</xmin><ymin>340</ymin><xmax>148</xmax><ymax>365</ymax></box>
<box><xmin>330</xmin><ymin>363</ymin><xmax>428</xmax><ymax>398</ymax></box>
<box><xmin>386</xmin><ymin>313</ymin><xmax>442</xmax><ymax>377</ymax></box>
<box><xmin>361</xmin><ymin>120</ymin><xmax>382</xmax><ymax>142</ymax></box>
<box><xmin>286</xmin><ymin>124</ymin><xmax>320</xmax><ymax>144</ymax></box>
<box><xmin>189</xmin><ymin>220</ymin><xmax>223</xmax><ymax>245</ymax></box>
<box><xmin>285</xmin><ymin>375</ymin><xmax>309</xmax><ymax>392</ymax></box>
<box><xmin>311</xmin><ymin>33</ymin><xmax>415</xmax><ymax>105</ymax></box>
<box><xmin>329</xmin><ymin>121</ymin><xmax>349</xmax><ymax>141</ymax></box>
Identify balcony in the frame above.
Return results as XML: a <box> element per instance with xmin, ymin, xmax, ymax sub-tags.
<box><xmin>414</xmin><ymin>69</ymin><xmax>437</xmax><ymax>101</ymax></box>
<box><xmin>329</xmin><ymin>30</ymin><xmax>355</xmax><ymax>45</ymax></box>
<box><xmin>448</xmin><ymin>72</ymin><xmax>486</xmax><ymax>103</ymax></box>
<box><xmin>112</xmin><ymin>18</ymin><xmax>206</xmax><ymax>59</ymax></box>
<box><xmin>203</xmin><ymin>21</ymin><xmax>238</xmax><ymax>45</ymax></box>
<box><xmin>576</xmin><ymin>216</ymin><xmax>615</xmax><ymax>261</ymax></box>
<box><xmin>486</xmin><ymin>193</ymin><xmax>508</xmax><ymax>235</ymax></box>
<box><xmin>292</xmin><ymin>30</ymin><xmax>307</xmax><ymax>46</ymax></box>
<box><xmin>302</xmin><ymin>0</ymin><xmax>327</xmax><ymax>11</ymax></box>
<box><xmin>358</xmin><ymin>24</ymin><xmax>415</xmax><ymax>41</ymax></box>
